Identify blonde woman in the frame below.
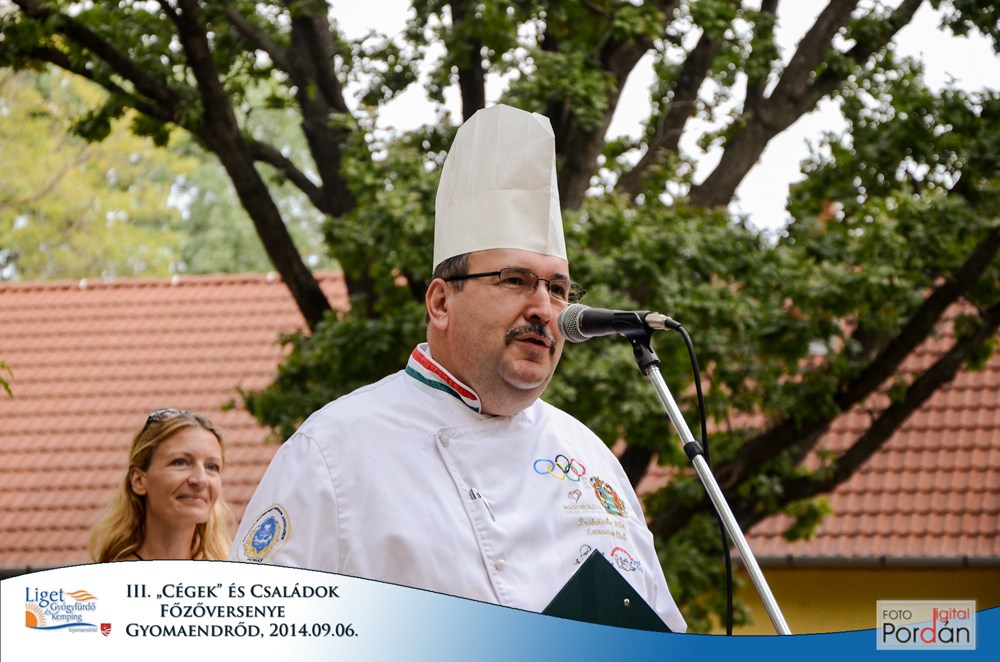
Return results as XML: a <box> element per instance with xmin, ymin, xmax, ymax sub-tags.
<box><xmin>90</xmin><ymin>409</ymin><xmax>234</xmax><ymax>561</ymax></box>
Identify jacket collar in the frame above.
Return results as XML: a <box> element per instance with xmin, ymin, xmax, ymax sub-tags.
<box><xmin>405</xmin><ymin>343</ymin><xmax>482</xmax><ymax>413</ymax></box>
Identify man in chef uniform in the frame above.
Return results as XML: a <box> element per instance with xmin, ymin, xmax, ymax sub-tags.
<box><xmin>231</xmin><ymin>104</ymin><xmax>687</xmax><ymax>633</ymax></box>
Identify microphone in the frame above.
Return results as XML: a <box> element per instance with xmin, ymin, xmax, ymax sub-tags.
<box><xmin>557</xmin><ymin>304</ymin><xmax>678</xmax><ymax>344</ymax></box>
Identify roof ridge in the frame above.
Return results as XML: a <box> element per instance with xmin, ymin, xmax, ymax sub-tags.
<box><xmin>0</xmin><ymin>270</ymin><xmax>343</xmax><ymax>292</ymax></box>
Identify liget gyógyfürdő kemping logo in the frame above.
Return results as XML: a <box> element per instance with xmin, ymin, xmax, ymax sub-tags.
<box><xmin>877</xmin><ymin>600</ymin><xmax>976</xmax><ymax>650</ymax></box>
<box><xmin>24</xmin><ymin>587</ymin><xmax>99</xmax><ymax>633</ymax></box>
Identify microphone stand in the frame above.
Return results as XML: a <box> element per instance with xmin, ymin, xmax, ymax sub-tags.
<box><xmin>621</xmin><ymin>319</ymin><xmax>792</xmax><ymax>636</ymax></box>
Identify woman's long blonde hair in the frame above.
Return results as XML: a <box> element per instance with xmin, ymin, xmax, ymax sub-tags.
<box><xmin>89</xmin><ymin>411</ymin><xmax>235</xmax><ymax>562</ymax></box>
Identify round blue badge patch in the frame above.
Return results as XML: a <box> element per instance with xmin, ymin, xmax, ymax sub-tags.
<box><xmin>239</xmin><ymin>504</ymin><xmax>290</xmax><ymax>564</ymax></box>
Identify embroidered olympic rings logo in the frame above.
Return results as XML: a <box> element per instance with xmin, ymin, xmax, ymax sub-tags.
<box><xmin>534</xmin><ymin>455</ymin><xmax>587</xmax><ymax>482</ymax></box>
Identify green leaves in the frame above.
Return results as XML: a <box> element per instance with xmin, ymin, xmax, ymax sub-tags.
<box><xmin>0</xmin><ymin>361</ymin><xmax>12</xmax><ymax>398</ymax></box>
<box><xmin>243</xmin><ymin>302</ymin><xmax>429</xmax><ymax>442</ymax></box>
<box><xmin>781</xmin><ymin>498</ymin><xmax>834</xmax><ymax>543</ymax></box>
<box><xmin>504</xmin><ymin>49</ymin><xmax>613</xmax><ymax>130</ymax></box>
<box><xmin>935</xmin><ymin>0</ymin><xmax>1000</xmax><ymax>53</ymax></box>
<box><xmin>350</xmin><ymin>32</ymin><xmax>421</xmax><ymax>107</ymax></box>
<box><xmin>657</xmin><ymin>513</ymin><xmax>752</xmax><ymax>632</ymax></box>
<box><xmin>331</xmin><ymin>123</ymin><xmax>446</xmax><ymax>306</ymax></box>
<box><xmin>0</xmin><ymin>70</ymin><xmax>192</xmax><ymax>280</ymax></box>
<box><xmin>131</xmin><ymin>113</ymin><xmax>171</xmax><ymax>147</ymax></box>
<box><xmin>70</xmin><ymin>94</ymin><xmax>127</xmax><ymax>143</ymax></box>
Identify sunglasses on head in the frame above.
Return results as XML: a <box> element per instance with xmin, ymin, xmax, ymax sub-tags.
<box><xmin>140</xmin><ymin>408</ymin><xmax>192</xmax><ymax>433</ymax></box>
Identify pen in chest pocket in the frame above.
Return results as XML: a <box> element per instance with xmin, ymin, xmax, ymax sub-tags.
<box><xmin>469</xmin><ymin>488</ymin><xmax>496</xmax><ymax>522</ymax></box>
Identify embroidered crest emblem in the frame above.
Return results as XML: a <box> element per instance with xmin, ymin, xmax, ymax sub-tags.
<box><xmin>590</xmin><ymin>476</ymin><xmax>627</xmax><ymax>518</ymax></box>
<box><xmin>239</xmin><ymin>504</ymin><xmax>290</xmax><ymax>564</ymax></box>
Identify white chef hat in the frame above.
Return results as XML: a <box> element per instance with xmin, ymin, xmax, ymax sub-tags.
<box><xmin>433</xmin><ymin>104</ymin><xmax>567</xmax><ymax>270</ymax></box>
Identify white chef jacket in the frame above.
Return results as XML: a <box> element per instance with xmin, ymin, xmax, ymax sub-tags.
<box><xmin>232</xmin><ymin>343</ymin><xmax>686</xmax><ymax>632</ymax></box>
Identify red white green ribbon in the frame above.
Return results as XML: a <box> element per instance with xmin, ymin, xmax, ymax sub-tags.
<box><xmin>405</xmin><ymin>345</ymin><xmax>482</xmax><ymax>413</ymax></box>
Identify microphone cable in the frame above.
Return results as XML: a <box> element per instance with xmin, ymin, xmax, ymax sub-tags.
<box><xmin>670</xmin><ymin>323</ymin><xmax>734</xmax><ymax>635</ymax></box>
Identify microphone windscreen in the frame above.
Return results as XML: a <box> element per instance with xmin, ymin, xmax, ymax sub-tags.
<box><xmin>557</xmin><ymin>304</ymin><xmax>590</xmax><ymax>344</ymax></box>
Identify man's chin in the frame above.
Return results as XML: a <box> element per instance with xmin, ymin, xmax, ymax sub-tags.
<box><xmin>499</xmin><ymin>360</ymin><xmax>552</xmax><ymax>391</ymax></box>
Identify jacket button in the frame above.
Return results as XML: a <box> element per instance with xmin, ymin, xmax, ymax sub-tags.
<box><xmin>495</xmin><ymin>559</ymin><xmax>506</xmax><ymax>570</ymax></box>
<box><xmin>439</xmin><ymin>436</ymin><xmax>450</xmax><ymax>446</ymax></box>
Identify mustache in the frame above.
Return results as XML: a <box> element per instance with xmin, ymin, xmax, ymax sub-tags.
<box><xmin>506</xmin><ymin>323</ymin><xmax>556</xmax><ymax>355</ymax></box>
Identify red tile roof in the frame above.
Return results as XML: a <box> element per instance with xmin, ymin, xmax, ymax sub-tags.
<box><xmin>746</xmin><ymin>343</ymin><xmax>1000</xmax><ymax>563</ymax></box>
<box><xmin>0</xmin><ymin>272</ymin><xmax>347</xmax><ymax>569</ymax></box>
<box><xmin>731</xmin><ymin>325</ymin><xmax>999</xmax><ymax>563</ymax></box>
<box><xmin>2</xmin><ymin>273</ymin><xmax>997</xmax><ymax>569</ymax></box>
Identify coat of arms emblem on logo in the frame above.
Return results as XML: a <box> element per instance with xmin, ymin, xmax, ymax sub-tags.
<box><xmin>590</xmin><ymin>476</ymin><xmax>627</xmax><ymax>517</ymax></box>
<box><xmin>101</xmin><ymin>623</ymin><xmax>111</xmax><ymax>636</ymax></box>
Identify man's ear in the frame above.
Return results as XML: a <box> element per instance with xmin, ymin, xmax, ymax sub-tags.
<box><xmin>129</xmin><ymin>467</ymin><xmax>148</xmax><ymax>496</ymax></box>
<box><xmin>425</xmin><ymin>279</ymin><xmax>452</xmax><ymax>331</ymax></box>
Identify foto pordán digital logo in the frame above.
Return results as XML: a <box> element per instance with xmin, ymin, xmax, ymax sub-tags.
<box><xmin>877</xmin><ymin>600</ymin><xmax>976</xmax><ymax>650</ymax></box>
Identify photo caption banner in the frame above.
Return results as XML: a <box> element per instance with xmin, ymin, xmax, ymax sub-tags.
<box><xmin>3</xmin><ymin>562</ymin><xmax>997</xmax><ymax>661</ymax></box>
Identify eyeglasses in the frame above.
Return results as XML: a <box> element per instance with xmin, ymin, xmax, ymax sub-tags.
<box><xmin>140</xmin><ymin>408</ymin><xmax>191</xmax><ymax>433</ymax></box>
<box><xmin>445</xmin><ymin>267</ymin><xmax>586</xmax><ymax>305</ymax></box>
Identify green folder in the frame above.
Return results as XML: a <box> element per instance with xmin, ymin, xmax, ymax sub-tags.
<box><xmin>542</xmin><ymin>550</ymin><xmax>672</xmax><ymax>632</ymax></box>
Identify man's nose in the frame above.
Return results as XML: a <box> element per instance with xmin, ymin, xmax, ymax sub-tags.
<box><xmin>524</xmin><ymin>281</ymin><xmax>557</xmax><ymax>321</ymax></box>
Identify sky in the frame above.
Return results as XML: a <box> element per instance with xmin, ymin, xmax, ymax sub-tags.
<box><xmin>329</xmin><ymin>1</ymin><xmax>1000</xmax><ymax>230</ymax></box>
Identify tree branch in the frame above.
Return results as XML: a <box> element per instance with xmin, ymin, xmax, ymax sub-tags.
<box><xmin>166</xmin><ymin>0</ymin><xmax>332</xmax><ymax>329</ymax></box>
<box><xmin>224</xmin><ymin>7</ymin><xmax>292</xmax><ymax>73</ymax></box>
<box><xmin>835</xmin><ymin>227</ymin><xmax>1000</xmax><ymax>410</ymax></box>
<box><xmin>227</xmin><ymin>3</ymin><xmax>349</xmax><ymax>117</ymax></box>
<box><xmin>688</xmin><ymin>0</ymin><xmax>923</xmax><ymax>209</ymax></box>
<box><xmin>248</xmin><ymin>139</ymin><xmax>331</xmax><ymax>215</ymax></box>
<box><xmin>450</xmin><ymin>0</ymin><xmax>486</xmax><ymax>121</ymax></box>
<box><xmin>580</xmin><ymin>0</ymin><xmax>610</xmax><ymax>19</ymax></box>
<box><xmin>764</xmin><ymin>0</ymin><xmax>860</xmax><ymax>115</ymax></box>
<box><xmin>280</xmin><ymin>5</ymin><xmax>356</xmax><ymax>217</ymax></box>
<box><xmin>616</xmin><ymin>30</ymin><xmax>721</xmax><ymax>197</ymax></box>
<box><xmin>719</xmin><ymin>227</ymin><xmax>1000</xmax><ymax>490</ymax></box>
<box><xmin>554</xmin><ymin>0</ymin><xmax>683</xmax><ymax>210</ymax></box>
<box><xmin>292</xmin><ymin>8</ymin><xmax>350</xmax><ymax>115</ymax></box>
<box><xmin>12</xmin><ymin>0</ymin><xmax>181</xmax><ymax>112</ymax></box>
<box><xmin>649</xmin><ymin>225</ymin><xmax>1000</xmax><ymax>541</ymax></box>
<box><xmin>557</xmin><ymin>36</ymin><xmax>653</xmax><ymax>209</ymax></box>
<box><xmin>765</xmin><ymin>300</ymin><xmax>1000</xmax><ymax>515</ymax></box>
<box><xmin>796</xmin><ymin>0</ymin><xmax>925</xmax><ymax>116</ymax></box>
<box><xmin>10</xmin><ymin>6</ymin><xmax>335</xmax><ymax>328</ymax></box>
<box><xmin>659</xmin><ymin>0</ymin><xmax>683</xmax><ymax>12</ymax></box>
<box><xmin>20</xmin><ymin>45</ymin><xmax>177</xmax><ymax>124</ymax></box>
<box><xmin>743</xmin><ymin>0</ymin><xmax>779</xmax><ymax>117</ymax></box>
